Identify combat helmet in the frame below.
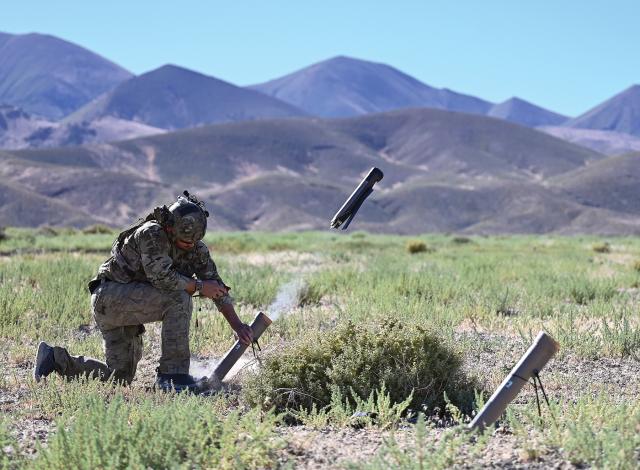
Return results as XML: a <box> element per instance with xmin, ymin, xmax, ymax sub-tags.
<box><xmin>163</xmin><ymin>191</ymin><xmax>209</xmax><ymax>242</ymax></box>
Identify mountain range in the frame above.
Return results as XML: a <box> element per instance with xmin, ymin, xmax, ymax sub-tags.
<box><xmin>2</xmin><ymin>107</ymin><xmax>638</xmax><ymax>235</ymax></box>
<box><xmin>0</xmin><ymin>32</ymin><xmax>132</xmax><ymax>120</ymax></box>
<box><xmin>66</xmin><ymin>64</ymin><xmax>307</xmax><ymax>129</ymax></box>
<box><xmin>2</xmin><ymin>32</ymin><xmax>639</xmax><ymax>150</ymax></box>
<box><xmin>0</xmin><ymin>31</ymin><xmax>639</xmax><ymax>234</ymax></box>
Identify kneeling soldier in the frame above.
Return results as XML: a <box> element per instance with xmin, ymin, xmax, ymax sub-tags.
<box><xmin>34</xmin><ymin>192</ymin><xmax>253</xmax><ymax>390</ymax></box>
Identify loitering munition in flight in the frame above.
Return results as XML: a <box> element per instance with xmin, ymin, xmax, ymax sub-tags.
<box><xmin>330</xmin><ymin>167</ymin><xmax>384</xmax><ymax>230</ymax></box>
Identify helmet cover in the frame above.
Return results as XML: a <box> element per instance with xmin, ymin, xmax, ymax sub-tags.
<box><xmin>167</xmin><ymin>192</ymin><xmax>208</xmax><ymax>242</ymax></box>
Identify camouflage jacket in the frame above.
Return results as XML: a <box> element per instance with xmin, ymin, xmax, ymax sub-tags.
<box><xmin>97</xmin><ymin>221</ymin><xmax>232</xmax><ymax>307</ymax></box>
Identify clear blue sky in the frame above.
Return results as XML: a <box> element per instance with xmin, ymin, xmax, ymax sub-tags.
<box><xmin>4</xmin><ymin>0</ymin><xmax>638</xmax><ymax>116</ymax></box>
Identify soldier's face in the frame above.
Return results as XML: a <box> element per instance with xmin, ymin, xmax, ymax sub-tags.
<box><xmin>175</xmin><ymin>239</ymin><xmax>195</xmax><ymax>251</ymax></box>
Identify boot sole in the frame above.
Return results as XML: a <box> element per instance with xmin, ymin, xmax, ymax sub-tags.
<box><xmin>34</xmin><ymin>341</ymin><xmax>51</xmax><ymax>382</ymax></box>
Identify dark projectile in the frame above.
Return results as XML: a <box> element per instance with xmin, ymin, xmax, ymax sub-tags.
<box><xmin>330</xmin><ymin>167</ymin><xmax>384</xmax><ymax>230</ymax></box>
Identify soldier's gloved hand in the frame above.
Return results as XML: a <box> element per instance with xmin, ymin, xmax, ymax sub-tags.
<box><xmin>201</xmin><ymin>280</ymin><xmax>229</xmax><ymax>299</ymax></box>
<box><xmin>234</xmin><ymin>323</ymin><xmax>253</xmax><ymax>346</ymax></box>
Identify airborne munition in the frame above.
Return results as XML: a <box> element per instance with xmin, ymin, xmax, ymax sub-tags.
<box><xmin>468</xmin><ymin>331</ymin><xmax>560</xmax><ymax>432</ymax></box>
<box><xmin>330</xmin><ymin>167</ymin><xmax>384</xmax><ymax>230</ymax></box>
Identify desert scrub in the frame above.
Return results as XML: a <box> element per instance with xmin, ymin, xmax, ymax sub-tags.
<box><xmin>592</xmin><ymin>242</ymin><xmax>611</xmax><ymax>253</ymax></box>
<box><xmin>35</xmin><ymin>394</ymin><xmax>283</xmax><ymax>470</ymax></box>
<box><xmin>243</xmin><ymin>319</ymin><xmax>480</xmax><ymax>416</ymax></box>
<box><xmin>81</xmin><ymin>223</ymin><xmax>114</xmax><ymax>235</ymax></box>
<box><xmin>352</xmin><ymin>414</ymin><xmax>489</xmax><ymax>469</ymax></box>
<box><xmin>507</xmin><ymin>392</ymin><xmax>640</xmax><ymax>468</ymax></box>
<box><xmin>405</xmin><ymin>240</ymin><xmax>434</xmax><ymax>254</ymax></box>
<box><xmin>288</xmin><ymin>384</ymin><xmax>413</xmax><ymax>429</ymax></box>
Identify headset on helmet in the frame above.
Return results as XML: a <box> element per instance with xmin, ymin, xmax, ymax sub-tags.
<box><xmin>154</xmin><ymin>191</ymin><xmax>209</xmax><ymax>242</ymax></box>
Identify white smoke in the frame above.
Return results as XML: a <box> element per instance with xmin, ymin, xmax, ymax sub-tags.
<box><xmin>189</xmin><ymin>278</ymin><xmax>306</xmax><ymax>380</ymax></box>
<box><xmin>267</xmin><ymin>278</ymin><xmax>306</xmax><ymax>321</ymax></box>
<box><xmin>190</xmin><ymin>356</ymin><xmax>256</xmax><ymax>380</ymax></box>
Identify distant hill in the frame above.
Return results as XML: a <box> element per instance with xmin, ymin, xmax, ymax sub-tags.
<box><xmin>550</xmin><ymin>152</ymin><xmax>640</xmax><ymax>215</ymax></box>
<box><xmin>0</xmin><ymin>104</ymin><xmax>165</xmax><ymax>149</ymax></box>
<box><xmin>249</xmin><ymin>56</ymin><xmax>492</xmax><ymax>118</ymax></box>
<box><xmin>538</xmin><ymin>126</ymin><xmax>640</xmax><ymax>156</ymax></box>
<box><xmin>565</xmin><ymin>85</ymin><xmax>640</xmax><ymax>136</ymax></box>
<box><xmin>0</xmin><ymin>32</ymin><xmax>132</xmax><ymax>120</ymax></box>
<box><xmin>0</xmin><ymin>171</ymin><xmax>98</xmax><ymax>228</ymax></box>
<box><xmin>68</xmin><ymin>64</ymin><xmax>307</xmax><ymax>129</ymax></box>
<box><xmin>487</xmin><ymin>97</ymin><xmax>567</xmax><ymax>127</ymax></box>
<box><xmin>4</xmin><ymin>107</ymin><xmax>631</xmax><ymax>234</ymax></box>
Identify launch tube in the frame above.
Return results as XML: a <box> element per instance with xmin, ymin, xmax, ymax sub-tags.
<box><xmin>213</xmin><ymin>311</ymin><xmax>272</xmax><ymax>382</ymax></box>
<box><xmin>468</xmin><ymin>331</ymin><xmax>559</xmax><ymax>432</ymax></box>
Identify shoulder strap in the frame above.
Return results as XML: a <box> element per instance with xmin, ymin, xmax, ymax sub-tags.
<box><xmin>112</xmin><ymin>211</ymin><xmax>157</xmax><ymax>252</ymax></box>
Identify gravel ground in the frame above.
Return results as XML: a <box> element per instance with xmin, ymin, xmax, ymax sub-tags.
<box><xmin>2</xmin><ymin>327</ymin><xmax>639</xmax><ymax>468</ymax></box>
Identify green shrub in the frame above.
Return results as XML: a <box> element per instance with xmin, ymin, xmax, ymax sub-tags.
<box><xmin>592</xmin><ymin>242</ymin><xmax>611</xmax><ymax>253</ymax></box>
<box><xmin>36</xmin><ymin>225</ymin><xmax>60</xmax><ymax>237</ymax></box>
<box><xmin>82</xmin><ymin>224</ymin><xmax>114</xmax><ymax>235</ymax></box>
<box><xmin>243</xmin><ymin>319</ymin><xmax>480</xmax><ymax>415</ymax></box>
<box><xmin>0</xmin><ymin>227</ymin><xmax>7</xmax><ymax>242</ymax></box>
<box><xmin>451</xmin><ymin>236</ymin><xmax>472</xmax><ymax>244</ymax></box>
<box><xmin>35</xmin><ymin>394</ymin><xmax>282</xmax><ymax>469</ymax></box>
<box><xmin>406</xmin><ymin>240</ymin><xmax>433</xmax><ymax>254</ymax></box>
<box><xmin>355</xmin><ymin>415</ymin><xmax>485</xmax><ymax>469</ymax></box>
<box><xmin>566</xmin><ymin>278</ymin><xmax>616</xmax><ymax>305</ymax></box>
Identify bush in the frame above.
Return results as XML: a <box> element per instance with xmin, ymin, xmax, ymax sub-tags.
<box><xmin>243</xmin><ymin>319</ymin><xmax>480</xmax><ymax>416</ymax></box>
<box><xmin>36</xmin><ymin>225</ymin><xmax>60</xmax><ymax>237</ymax></box>
<box><xmin>451</xmin><ymin>236</ymin><xmax>472</xmax><ymax>244</ymax></box>
<box><xmin>35</xmin><ymin>395</ymin><xmax>282</xmax><ymax>469</ymax></box>
<box><xmin>82</xmin><ymin>224</ymin><xmax>114</xmax><ymax>235</ymax></box>
<box><xmin>592</xmin><ymin>242</ymin><xmax>611</xmax><ymax>253</ymax></box>
<box><xmin>406</xmin><ymin>240</ymin><xmax>434</xmax><ymax>254</ymax></box>
<box><xmin>0</xmin><ymin>227</ymin><xmax>6</xmax><ymax>242</ymax></box>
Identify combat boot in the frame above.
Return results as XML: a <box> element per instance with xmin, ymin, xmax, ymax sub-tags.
<box><xmin>155</xmin><ymin>372</ymin><xmax>208</xmax><ymax>393</ymax></box>
<box><xmin>33</xmin><ymin>341</ymin><xmax>58</xmax><ymax>382</ymax></box>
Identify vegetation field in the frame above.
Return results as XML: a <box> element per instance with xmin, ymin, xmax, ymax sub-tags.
<box><xmin>1</xmin><ymin>227</ymin><xmax>639</xmax><ymax>468</ymax></box>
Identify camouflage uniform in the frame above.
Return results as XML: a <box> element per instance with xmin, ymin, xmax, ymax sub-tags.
<box><xmin>53</xmin><ymin>221</ymin><xmax>232</xmax><ymax>384</ymax></box>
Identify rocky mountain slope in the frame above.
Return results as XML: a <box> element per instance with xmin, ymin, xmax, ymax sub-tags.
<box><xmin>538</xmin><ymin>126</ymin><xmax>640</xmax><ymax>155</ymax></box>
<box><xmin>0</xmin><ymin>104</ymin><xmax>164</xmax><ymax>149</ymax></box>
<box><xmin>565</xmin><ymin>85</ymin><xmax>640</xmax><ymax>136</ymax></box>
<box><xmin>68</xmin><ymin>65</ymin><xmax>307</xmax><ymax>129</ymax></box>
<box><xmin>4</xmin><ymin>107</ymin><xmax>637</xmax><ymax>235</ymax></box>
<box><xmin>0</xmin><ymin>32</ymin><xmax>132</xmax><ymax>119</ymax></box>
<box><xmin>249</xmin><ymin>56</ymin><xmax>492</xmax><ymax>118</ymax></box>
<box><xmin>487</xmin><ymin>97</ymin><xmax>567</xmax><ymax>127</ymax></box>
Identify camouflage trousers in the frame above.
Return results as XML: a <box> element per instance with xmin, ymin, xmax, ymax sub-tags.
<box><xmin>53</xmin><ymin>280</ymin><xmax>192</xmax><ymax>384</ymax></box>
